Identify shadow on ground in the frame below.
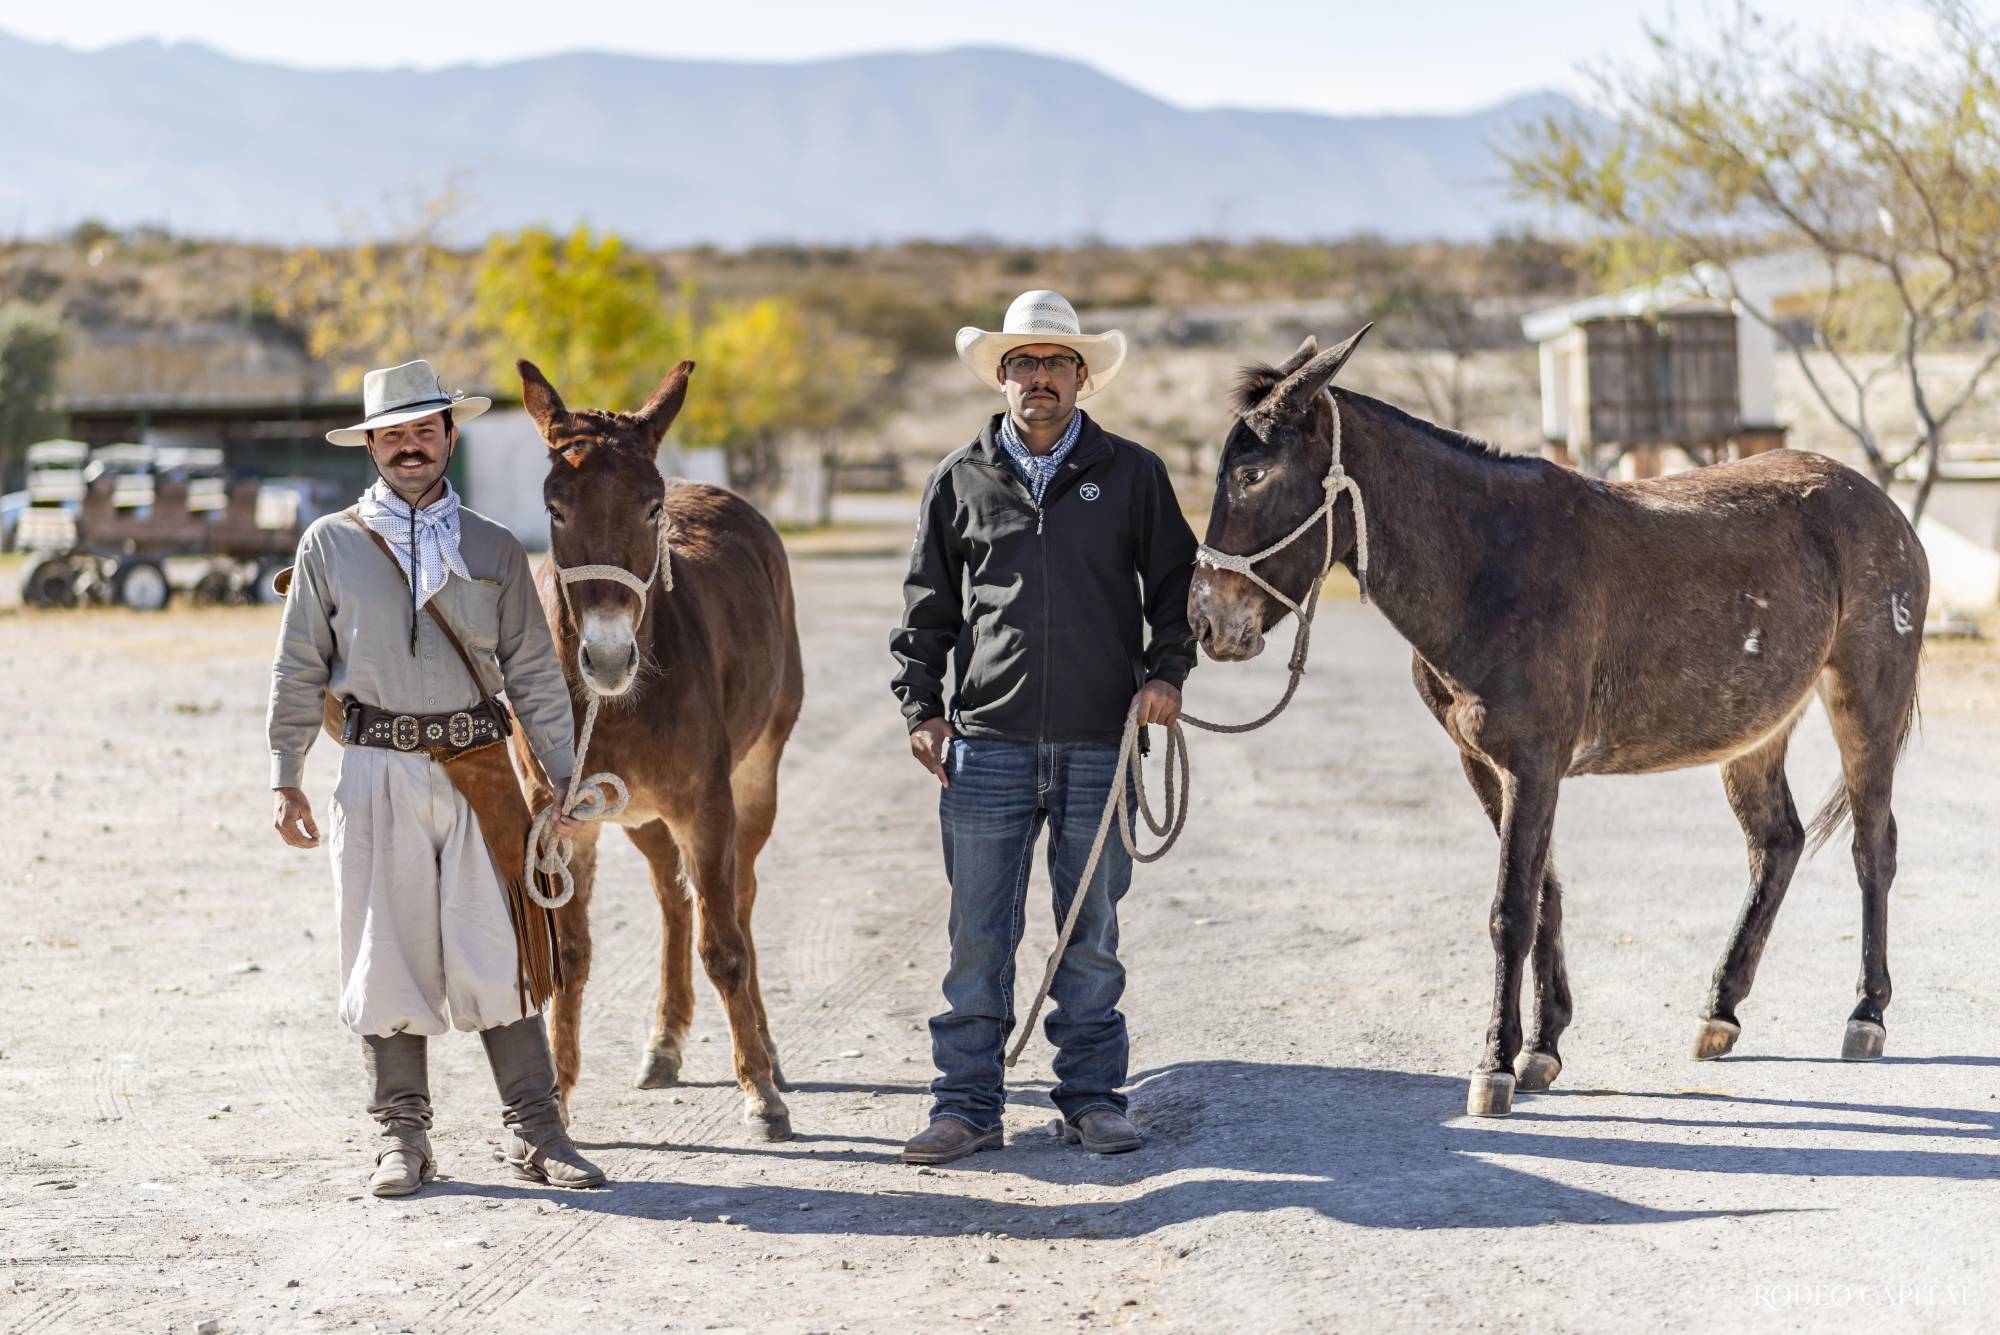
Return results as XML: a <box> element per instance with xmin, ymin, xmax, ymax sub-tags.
<box><xmin>495</xmin><ymin>1060</ymin><xmax>1997</xmax><ymax>1238</ymax></box>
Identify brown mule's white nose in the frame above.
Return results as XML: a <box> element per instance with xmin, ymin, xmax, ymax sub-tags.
<box><xmin>578</xmin><ymin>612</ymin><xmax>640</xmax><ymax>696</ymax></box>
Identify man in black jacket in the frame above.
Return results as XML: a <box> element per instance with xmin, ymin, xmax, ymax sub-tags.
<box><xmin>890</xmin><ymin>290</ymin><xmax>1197</xmax><ymax>1164</ymax></box>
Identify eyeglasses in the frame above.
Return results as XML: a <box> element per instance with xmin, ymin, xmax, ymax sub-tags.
<box><xmin>1002</xmin><ymin>353</ymin><xmax>1084</xmax><ymax>379</ymax></box>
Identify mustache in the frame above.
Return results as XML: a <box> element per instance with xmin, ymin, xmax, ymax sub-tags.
<box><xmin>391</xmin><ymin>452</ymin><xmax>432</xmax><ymax>465</ymax></box>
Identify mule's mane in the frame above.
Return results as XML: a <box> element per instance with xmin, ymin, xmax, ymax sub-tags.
<box><xmin>1232</xmin><ymin>363</ymin><xmax>1531</xmax><ymax>467</ymax></box>
<box><xmin>543</xmin><ymin>408</ymin><xmax>656</xmax><ymax>459</ymax></box>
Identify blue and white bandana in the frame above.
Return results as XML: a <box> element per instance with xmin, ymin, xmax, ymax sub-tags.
<box><xmin>997</xmin><ymin>409</ymin><xmax>1084</xmax><ymax>505</ymax></box>
<box><xmin>356</xmin><ymin>477</ymin><xmax>469</xmax><ymax>611</ymax></box>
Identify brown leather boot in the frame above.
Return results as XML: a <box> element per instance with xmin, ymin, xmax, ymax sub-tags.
<box><xmin>902</xmin><ymin>1119</ymin><xmax>1003</xmax><ymax>1165</ymax></box>
<box><xmin>363</xmin><ymin>1033</ymin><xmax>436</xmax><ymax>1196</ymax></box>
<box><xmin>481</xmin><ymin>1016</ymin><xmax>606</xmax><ymax>1189</ymax></box>
<box><xmin>1062</xmin><ymin>1109</ymin><xmax>1142</xmax><ymax>1154</ymax></box>
<box><xmin>369</xmin><ymin>1140</ymin><xmax>435</xmax><ymax>1197</ymax></box>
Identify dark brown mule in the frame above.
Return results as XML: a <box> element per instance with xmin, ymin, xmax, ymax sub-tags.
<box><xmin>1190</xmin><ymin>328</ymin><xmax>1928</xmax><ymax>1117</ymax></box>
<box><xmin>513</xmin><ymin>358</ymin><xmax>804</xmax><ymax>1140</ymax></box>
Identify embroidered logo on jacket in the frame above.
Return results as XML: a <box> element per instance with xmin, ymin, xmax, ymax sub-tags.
<box><xmin>1079</xmin><ymin>483</ymin><xmax>1102</xmax><ymax>501</ymax></box>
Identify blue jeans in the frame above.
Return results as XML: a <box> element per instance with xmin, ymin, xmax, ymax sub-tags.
<box><xmin>929</xmin><ymin>736</ymin><xmax>1135</xmax><ymax>1133</ymax></box>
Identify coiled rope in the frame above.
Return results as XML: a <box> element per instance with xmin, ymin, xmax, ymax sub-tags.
<box><xmin>1005</xmin><ymin>393</ymin><xmax>1369</xmax><ymax>1066</ymax></box>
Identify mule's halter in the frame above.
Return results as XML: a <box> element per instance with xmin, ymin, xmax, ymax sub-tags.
<box><xmin>523</xmin><ymin>511</ymin><xmax>674</xmax><ymax>909</ymax></box>
<box><xmin>546</xmin><ymin>511</ymin><xmax>675</xmax><ymax>622</ymax></box>
<box><xmin>1194</xmin><ymin>389</ymin><xmax>1371</xmax><ymax>614</ymax></box>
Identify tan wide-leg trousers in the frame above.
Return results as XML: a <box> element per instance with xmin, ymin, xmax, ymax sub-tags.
<box><xmin>329</xmin><ymin>747</ymin><xmax>531</xmax><ymax>1037</ymax></box>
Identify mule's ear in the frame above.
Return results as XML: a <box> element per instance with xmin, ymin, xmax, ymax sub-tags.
<box><xmin>1250</xmin><ymin>324</ymin><xmax>1372</xmax><ymax>431</ymax></box>
<box><xmin>1273</xmin><ymin>335</ymin><xmax>1318</xmax><ymax>378</ymax></box>
<box><xmin>635</xmin><ymin>360</ymin><xmax>695</xmax><ymax>446</ymax></box>
<box><xmin>517</xmin><ymin>359</ymin><xmax>570</xmax><ymax>442</ymax></box>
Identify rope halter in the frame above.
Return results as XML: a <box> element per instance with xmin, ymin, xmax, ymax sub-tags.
<box><xmin>523</xmin><ymin>510</ymin><xmax>674</xmax><ymax>908</ymax></box>
<box><xmin>1194</xmin><ymin>389</ymin><xmax>1370</xmax><ymax>616</ymax></box>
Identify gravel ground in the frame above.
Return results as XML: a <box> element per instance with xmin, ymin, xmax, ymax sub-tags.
<box><xmin>0</xmin><ymin>555</ymin><xmax>1995</xmax><ymax>1334</ymax></box>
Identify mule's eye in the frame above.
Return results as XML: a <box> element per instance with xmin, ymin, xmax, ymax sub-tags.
<box><xmin>1239</xmin><ymin>467</ymin><xmax>1267</xmax><ymax>487</ymax></box>
<box><xmin>648</xmin><ymin>502</ymin><xmax>664</xmax><ymax>522</ymax></box>
<box><xmin>545</xmin><ymin>504</ymin><xmax>564</xmax><ymax>524</ymax></box>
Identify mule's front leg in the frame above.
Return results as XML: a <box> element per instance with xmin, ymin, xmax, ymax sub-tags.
<box><xmin>1456</xmin><ymin>753</ymin><xmax>1570</xmax><ymax>1092</ymax></box>
<box><xmin>624</xmin><ymin>820</ymin><xmax>694</xmax><ymax>1089</ymax></box>
<box><xmin>549</xmin><ymin>825</ymin><xmax>601</xmax><ymax>1125</ymax></box>
<box><xmin>1469</xmin><ymin>763</ymin><xmax>1561</xmax><ymax>1117</ymax></box>
<box><xmin>675</xmin><ymin>803</ymin><xmax>792</xmax><ymax>1142</ymax></box>
<box><xmin>1515</xmin><ymin>864</ymin><xmax>1572</xmax><ymax>1091</ymax></box>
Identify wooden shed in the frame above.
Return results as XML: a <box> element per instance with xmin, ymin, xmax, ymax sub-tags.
<box><xmin>1575</xmin><ymin>312</ymin><xmax>1740</xmax><ymax>451</ymax></box>
<box><xmin>1521</xmin><ymin>255</ymin><xmax>1818</xmax><ymax>476</ymax></box>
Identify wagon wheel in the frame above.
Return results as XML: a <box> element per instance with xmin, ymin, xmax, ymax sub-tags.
<box><xmin>21</xmin><ymin>557</ymin><xmax>79</xmax><ymax>609</ymax></box>
<box><xmin>111</xmin><ymin>558</ymin><xmax>171</xmax><ymax>612</ymax></box>
<box><xmin>191</xmin><ymin>568</ymin><xmax>237</xmax><ymax>607</ymax></box>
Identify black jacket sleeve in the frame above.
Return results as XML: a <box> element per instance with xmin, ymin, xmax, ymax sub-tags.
<box><xmin>889</xmin><ymin>465</ymin><xmax>965</xmax><ymax>731</ymax></box>
<box><xmin>1138</xmin><ymin>454</ymin><xmax>1198</xmax><ymax>689</ymax></box>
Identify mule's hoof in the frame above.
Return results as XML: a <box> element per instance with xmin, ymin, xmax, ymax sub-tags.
<box><xmin>746</xmin><ymin>1107</ymin><xmax>793</xmax><ymax>1142</ymax></box>
<box><xmin>1841</xmin><ymin>1019</ymin><xmax>1886</xmax><ymax>1061</ymax></box>
<box><xmin>1692</xmin><ymin>1017</ymin><xmax>1742</xmax><ymax>1060</ymax></box>
<box><xmin>1514</xmin><ymin>1051</ymin><xmax>1562</xmax><ymax>1091</ymax></box>
<box><xmin>633</xmin><ymin>1049</ymin><xmax>683</xmax><ymax>1090</ymax></box>
<box><xmin>1466</xmin><ymin>1071</ymin><xmax>1515</xmax><ymax>1117</ymax></box>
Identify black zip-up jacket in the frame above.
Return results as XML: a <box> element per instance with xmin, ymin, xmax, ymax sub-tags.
<box><xmin>890</xmin><ymin>411</ymin><xmax>1198</xmax><ymax>743</ymax></box>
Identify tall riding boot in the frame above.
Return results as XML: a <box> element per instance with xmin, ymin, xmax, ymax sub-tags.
<box><xmin>480</xmin><ymin>1015</ymin><xmax>606</xmax><ymax>1188</ymax></box>
<box><xmin>363</xmin><ymin>1032</ymin><xmax>435</xmax><ymax>1197</ymax></box>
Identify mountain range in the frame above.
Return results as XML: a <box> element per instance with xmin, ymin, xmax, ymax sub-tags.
<box><xmin>0</xmin><ymin>32</ymin><xmax>1578</xmax><ymax>247</ymax></box>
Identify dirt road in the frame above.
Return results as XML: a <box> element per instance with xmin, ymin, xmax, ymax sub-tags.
<box><xmin>2</xmin><ymin>555</ymin><xmax>1995</xmax><ymax>1333</ymax></box>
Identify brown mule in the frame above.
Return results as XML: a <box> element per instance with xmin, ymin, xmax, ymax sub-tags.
<box><xmin>1190</xmin><ymin>329</ymin><xmax>1928</xmax><ymax>1117</ymax></box>
<box><xmin>513</xmin><ymin>358</ymin><xmax>804</xmax><ymax>1141</ymax></box>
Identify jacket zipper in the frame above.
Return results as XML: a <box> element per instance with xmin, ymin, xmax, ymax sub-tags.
<box><xmin>1036</xmin><ymin>484</ymin><xmax>1049</xmax><ymax>745</ymax></box>
<box><xmin>972</xmin><ymin>458</ymin><xmax>1049</xmax><ymax>740</ymax></box>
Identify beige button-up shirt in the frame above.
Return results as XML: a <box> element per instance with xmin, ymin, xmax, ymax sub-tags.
<box><xmin>266</xmin><ymin>507</ymin><xmax>575</xmax><ymax>793</ymax></box>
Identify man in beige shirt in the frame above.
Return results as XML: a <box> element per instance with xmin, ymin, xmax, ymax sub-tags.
<box><xmin>268</xmin><ymin>360</ymin><xmax>603</xmax><ymax>1196</ymax></box>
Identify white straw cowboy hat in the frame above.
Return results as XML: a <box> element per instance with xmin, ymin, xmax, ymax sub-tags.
<box><xmin>955</xmin><ymin>290</ymin><xmax>1127</xmax><ymax>401</ymax></box>
<box><xmin>325</xmin><ymin>360</ymin><xmax>491</xmax><ymax>446</ymax></box>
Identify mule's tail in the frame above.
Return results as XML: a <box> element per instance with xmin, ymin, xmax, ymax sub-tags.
<box><xmin>1805</xmin><ymin>664</ymin><xmax>1923</xmax><ymax>856</ymax></box>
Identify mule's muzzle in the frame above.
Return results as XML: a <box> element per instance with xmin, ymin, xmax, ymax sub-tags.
<box><xmin>578</xmin><ymin>616</ymin><xmax>641</xmax><ymax>696</ymax></box>
<box><xmin>1189</xmin><ymin>573</ymin><xmax>1268</xmax><ymax>662</ymax></box>
<box><xmin>1194</xmin><ymin>615</ymin><xmax>1266</xmax><ymax>663</ymax></box>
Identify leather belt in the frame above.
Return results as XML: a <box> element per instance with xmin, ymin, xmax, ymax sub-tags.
<box><xmin>341</xmin><ymin>699</ymin><xmax>510</xmax><ymax>755</ymax></box>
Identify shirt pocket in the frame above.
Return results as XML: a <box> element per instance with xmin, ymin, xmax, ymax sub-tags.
<box><xmin>446</xmin><ymin>577</ymin><xmax>504</xmax><ymax>654</ymax></box>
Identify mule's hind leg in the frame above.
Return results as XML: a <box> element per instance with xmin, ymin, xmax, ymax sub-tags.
<box><xmin>1695</xmin><ymin>724</ymin><xmax>1806</xmax><ymax>1060</ymax></box>
<box><xmin>624</xmin><ymin>820</ymin><xmax>694</xmax><ymax>1089</ymax></box>
<box><xmin>671</xmin><ymin>792</ymin><xmax>791</xmax><ymax>1141</ymax></box>
<box><xmin>1460</xmin><ymin>755</ymin><xmax>1570</xmax><ymax>1092</ymax></box>
<box><xmin>1820</xmin><ymin>646</ymin><xmax>1918</xmax><ymax>1061</ymax></box>
<box><xmin>730</xmin><ymin>723</ymin><xmax>791</xmax><ymax>1091</ymax></box>
<box><xmin>549</xmin><ymin>825</ymin><xmax>601</xmax><ymax>1124</ymax></box>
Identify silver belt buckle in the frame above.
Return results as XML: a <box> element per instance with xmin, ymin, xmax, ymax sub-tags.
<box><xmin>447</xmin><ymin>711</ymin><xmax>474</xmax><ymax>748</ymax></box>
<box><xmin>391</xmin><ymin>714</ymin><xmax>421</xmax><ymax>751</ymax></box>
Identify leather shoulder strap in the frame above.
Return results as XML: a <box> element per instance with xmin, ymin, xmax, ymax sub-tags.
<box><xmin>344</xmin><ymin>509</ymin><xmax>499</xmax><ymax>711</ymax></box>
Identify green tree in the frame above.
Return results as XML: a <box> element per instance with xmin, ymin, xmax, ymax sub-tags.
<box><xmin>473</xmin><ymin>226</ymin><xmax>683</xmax><ymax>409</ymax></box>
<box><xmin>0</xmin><ymin>303</ymin><xmax>67</xmax><ymax>491</ymax></box>
<box><xmin>471</xmin><ymin>233</ymin><xmax>896</xmax><ymax>511</ymax></box>
<box><xmin>1506</xmin><ymin>1</ymin><xmax>2000</xmax><ymax>519</ymax></box>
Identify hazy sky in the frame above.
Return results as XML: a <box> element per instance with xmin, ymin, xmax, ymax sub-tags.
<box><xmin>0</xmin><ymin>0</ymin><xmax>1950</xmax><ymax>116</ymax></box>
